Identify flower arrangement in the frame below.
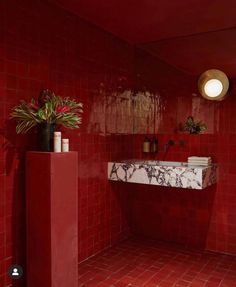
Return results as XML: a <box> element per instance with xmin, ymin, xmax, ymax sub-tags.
<box><xmin>183</xmin><ymin>116</ymin><xmax>207</xmax><ymax>134</ymax></box>
<box><xmin>10</xmin><ymin>90</ymin><xmax>83</xmax><ymax>133</ymax></box>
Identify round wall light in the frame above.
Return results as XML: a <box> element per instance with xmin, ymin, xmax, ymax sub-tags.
<box><xmin>198</xmin><ymin>69</ymin><xmax>229</xmax><ymax>101</ymax></box>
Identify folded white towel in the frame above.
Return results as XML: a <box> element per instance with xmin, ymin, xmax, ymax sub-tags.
<box><xmin>187</xmin><ymin>156</ymin><xmax>212</xmax><ymax>166</ymax></box>
<box><xmin>188</xmin><ymin>161</ymin><xmax>211</xmax><ymax>165</ymax></box>
<box><xmin>188</xmin><ymin>162</ymin><xmax>211</xmax><ymax>166</ymax></box>
<box><xmin>188</xmin><ymin>156</ymin><xmax>211</xmax><ymax>161</ymax></box>
<box><xmin>188</xmin><ymin>159</ymin><xmax>212</xmax><ymax>163</ymax></box>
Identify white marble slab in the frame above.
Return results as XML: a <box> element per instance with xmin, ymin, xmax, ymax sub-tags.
<box><xmin>108</xmin><ymin>160</ymin><xmax>217</xmax><ymax>189</ymax></box>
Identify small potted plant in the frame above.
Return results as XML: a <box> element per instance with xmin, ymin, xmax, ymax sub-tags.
<box><xmin>183</xmin><ymin>116</ymin><xmax>207</xmax><ymax>134</ymax></box>
<box><xmin>10</xmin><ymin>89</ymin><xmax>83</xmax><ymax>151</ymax></box>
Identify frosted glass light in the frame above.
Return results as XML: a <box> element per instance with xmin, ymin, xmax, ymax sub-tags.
<box><xmin>204</xmin><ymin>79</ymin><xmax>223</xmax><ymax>98</ymax></box>
<box><xmin>198</xmin><ymin>69</ymin><xmax>229</xmax><ymax>101</ymax></box>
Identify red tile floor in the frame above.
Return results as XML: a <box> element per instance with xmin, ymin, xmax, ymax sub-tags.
<box><xmin>78</xmin><ymin>238</ymin><xmax>236</xmax><ymax>287</ymax></box>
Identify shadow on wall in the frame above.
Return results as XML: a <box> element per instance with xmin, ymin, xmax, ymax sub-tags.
<box><xmin>1</xmin><ymin>120</ymin><xmax>37</xmax><ymax>175</ymax></box>
<box><xmin>108</xmin><ymin>181</ymin><xmax>132</xmax><ymax>244</ymax></box>
<box><xmin>128</xmin><ymin>183</ymin><xmax>217</xmax><ymax>249</ymax></box>
<box><xmin>11</xmin><ymin>170</ymin><xmax>26</xmax><ymax>287</ymax></box>
<box><xmin>1</xmin><ymin>119</ymin><xmax>36</xmax><ymax>286</ymax></box>
<box><xmin>1</xmin><ymin>120</ymin><xmax>18</xmax><ymax>176</ymax></box>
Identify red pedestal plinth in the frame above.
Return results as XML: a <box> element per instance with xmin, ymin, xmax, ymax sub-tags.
<box><xmin>26</xmin><ymin>152</ymin><xmax>78</xmax><ymax>287</ymax></box>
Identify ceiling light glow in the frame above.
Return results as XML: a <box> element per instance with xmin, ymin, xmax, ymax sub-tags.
<box><xmin>204</xmin><ymin>79</ymin><xmax>223</xmax><ymax>98</ymax></box>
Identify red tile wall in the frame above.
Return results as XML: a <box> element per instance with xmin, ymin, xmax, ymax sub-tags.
<box><xmin>0</xmin><ymin>1</ymin><xmax>135</xmax><ymax>286</ymax></box>
<box><xmin>129</xmin><ymin>50</ymin><xmax>236</xmax><ymax>255</ymax></box>
<box><xmin>1</xmin><ymin>1</ymin><xmax>236</xmax><ymax>286</ymax></box>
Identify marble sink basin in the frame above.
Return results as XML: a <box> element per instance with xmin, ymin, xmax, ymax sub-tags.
<box><xmin>108</xmin><ymin>160</ymin><xmax>217</xmax><ymax>190</ymax></box>
<box><xmin>121</xmin><ymin>160</ymin><xmax>188</xmax><ymax>167</ymax></box>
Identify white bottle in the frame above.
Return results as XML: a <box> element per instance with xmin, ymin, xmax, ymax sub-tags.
<box><xmin>54</xmin><ymin>132</ymin><xmax>61</xmax><ymax>152</ymax></box>
<box><xmin>62</xmin><ymin>139</ymin><xmax>69</xmax><ymax>152</ymax></box>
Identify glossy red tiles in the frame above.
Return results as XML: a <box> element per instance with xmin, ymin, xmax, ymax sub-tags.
<box><xmin>126</xmin><ymin>135</ymin><xmax>236</xmax><ymax>254</ymax></box>
<box><xmin>1</xmin><ymin>0</ymin><xmax>236</xmax><ymax>287</ymax></box>
<box><xmin>78</xmin><ymin>238</ymin><xmax>236</xmax><ymax>287</ymax></box>
<box><xmin>0</xmin><ymin>1</ymin><xmax>134</xmax><ymax>286</ymax></box>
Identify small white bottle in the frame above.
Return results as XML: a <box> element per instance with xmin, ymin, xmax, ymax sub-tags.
<box><xmin>54</xmin><ymin>132</ymin><xmax>61</xmax><ymax>152</ymax></box>
<box><xmin>62</xmin><ymin>139</ymin><xmax>69</xmax><ymax>152</ymax></box>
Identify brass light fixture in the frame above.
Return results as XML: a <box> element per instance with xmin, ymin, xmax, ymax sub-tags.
<box><xmin>198</xmin><ymin>69</ymin><xmax>229</xmax><ymax>101</ymax></box>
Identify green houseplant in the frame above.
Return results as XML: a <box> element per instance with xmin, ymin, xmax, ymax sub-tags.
<box><xmin>11</xmin><ymin>89</ymin><xmax>83</xmax><ymax>151</ymax></box>
<box><xmin>183</xmin><ymin>116</ymin><xmax>207</xmax><ymax>134</ymax></box>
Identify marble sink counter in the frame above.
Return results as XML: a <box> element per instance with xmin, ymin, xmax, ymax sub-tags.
<box><xmin>108</xmin><ymin>160</ymin><xmax>217</xmax><ymax>189</ymax></box>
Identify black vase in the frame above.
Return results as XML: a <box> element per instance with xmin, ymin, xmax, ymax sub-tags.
<box><xmin>38</xmin><ymin>123</ymin><xmax>55</xmax><ymax>151</ymax></box>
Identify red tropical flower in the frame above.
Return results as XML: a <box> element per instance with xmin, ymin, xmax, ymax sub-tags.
<box><xmin>56</xmin><ymin>105</ymin><xmax>71</xmax><ymax>113</ymax></box>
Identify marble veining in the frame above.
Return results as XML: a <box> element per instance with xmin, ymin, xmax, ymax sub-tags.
<box><xmin>108</xmin><ymin>160</ymin><xmax>217</xmax><ymax>189</ymax></box>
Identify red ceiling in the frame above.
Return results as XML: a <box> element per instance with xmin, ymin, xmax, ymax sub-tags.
<box><xmin>52</xmin><ymin>0</ymin><xmax>236</xmax><ymax>76</ymax></box>
<box><xmin>142</xmin><ymin>28</ymin><xmax>236</xmax><ymax>76</ymax></box>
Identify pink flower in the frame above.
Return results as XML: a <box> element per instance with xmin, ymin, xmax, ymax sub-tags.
<box><xmin>56</xmin><ymin>105</ymin><xmax>71</xmax><ymax>113</ymax></box>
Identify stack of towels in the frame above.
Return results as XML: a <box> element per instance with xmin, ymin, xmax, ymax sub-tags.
<box><xmin>188</xmin><ymin>156</ymin><xmax>212</xmax><ymax>166</ymax></box>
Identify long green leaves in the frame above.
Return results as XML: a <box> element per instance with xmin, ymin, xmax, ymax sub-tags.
<box><xmin>11</xmin><ymin>92</ymin><xmax>83</xmax><ymax>133</ymax></box>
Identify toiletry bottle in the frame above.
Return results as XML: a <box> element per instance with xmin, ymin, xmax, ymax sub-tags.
<box><xmin>151</xmin><ymin>137</ymin><xmax>158</xmax><ymax>153</ymax></box>
<box><xmin>143</xmin><ymin>137</ymin><xmax>150</xmax><ymax>153</ymax></box>
<box><xmin>54</xmin><ymin>132</ymin><xmax>61</xmax><ymax>152</ymax></box>
<box><xmin>62</xmin><ymin>139</ymin><xmax>69</xmax><ymax>152</ymax></box>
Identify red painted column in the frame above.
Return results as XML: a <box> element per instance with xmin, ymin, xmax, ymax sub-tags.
<box><xmin>26</xmin><ymin>152</ymin><xmax>78</xmax><ymax>287</ymax></box>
